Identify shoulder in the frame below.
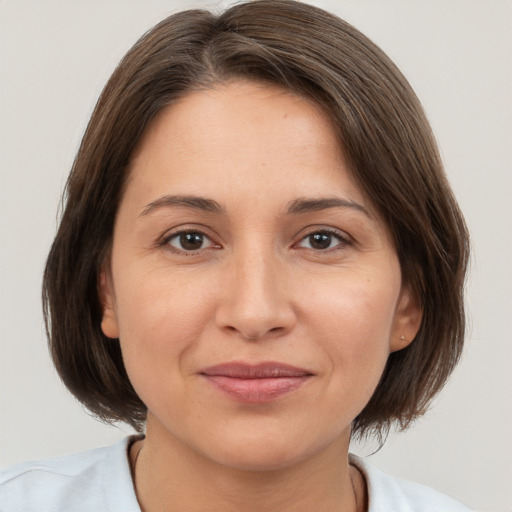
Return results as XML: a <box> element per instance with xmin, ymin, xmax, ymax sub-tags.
<box><xmin>349</xmin><ymin>454</ymin><xmax>474</xmax><ymax>512</ymax></box>
<box><xmin>0</xmin><ymin>436</ymin><xmax>141</xmax><ymax>512</ymax></box>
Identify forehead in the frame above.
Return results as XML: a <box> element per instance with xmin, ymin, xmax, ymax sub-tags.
<box><xmin>124</xmin><ymin>80</ymin><xmax>368</xmax><ymax>213</ymax></box>
<box><xmin>133</xmin><ymin>80</ymin><xmax>338</xmax><ymax>151</ymax></box>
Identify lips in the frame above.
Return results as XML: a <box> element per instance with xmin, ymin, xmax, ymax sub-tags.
<box><xmin>200</xmin><ymin>362</ymin><xmax>313</xmax><ymax>403</ymax></box>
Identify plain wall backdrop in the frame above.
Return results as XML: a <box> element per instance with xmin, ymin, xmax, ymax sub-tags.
<box><xmin>1</xmin><ymin>1</ymin><xmax>511</xmax><ymax>510</ymax></box>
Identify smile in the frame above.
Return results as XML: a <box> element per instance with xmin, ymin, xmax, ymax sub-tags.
<box><xmin>199</xmin><ymin>362</ymin><xmax>314</xmax><ymax>403</ymax></box>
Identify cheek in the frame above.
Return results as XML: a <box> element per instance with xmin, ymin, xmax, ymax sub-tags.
<box><xmin>304</xmin><ymin>270</ymin><xmax>400</xmax><ymax>389</ymax></box>
<box><xmin>304</xmin><ymin>267</ymin><xmax>399</xmax><ymax>343</ymax></box>
<box><xmin>112</xmin><ymin>267</ymin><xmax>216</xmax><ymax>391</ymax></box>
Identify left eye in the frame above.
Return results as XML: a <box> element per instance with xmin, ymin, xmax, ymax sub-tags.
<box><xmin>166</xmin><ymin>231</ymin><xmax>215</xmax><ymax>252</ymax></box>
<box><xmin>297</xmin><ymin>231</ymin><xmax>346</xmax><ymax>250</ymax></box>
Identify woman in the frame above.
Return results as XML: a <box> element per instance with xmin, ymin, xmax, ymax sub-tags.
<box><xmin>0</xmin><ymin>1</ymin><xmax>472</xmax><ymax>510</ymax></box>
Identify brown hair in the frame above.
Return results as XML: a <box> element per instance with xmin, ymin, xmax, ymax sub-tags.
<box><xmin>43</xmin><ymin>0</ymin><xmax>469</xmax><ymax>438</ymax></box>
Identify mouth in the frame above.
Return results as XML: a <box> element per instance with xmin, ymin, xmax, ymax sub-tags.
<box><xmin>199</xmin><ymin>362</ymin><xmax>314</xmax><ymax>403</ymax></box>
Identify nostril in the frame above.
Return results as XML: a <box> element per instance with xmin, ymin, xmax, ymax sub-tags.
<box><xmin>215</xmin><ymin>292</ymin><xmax>297</xmax><ymax>341</ymax></box>
<box><xmin>222</xmin><ymin>324</ymin><xmax>285</xmax><ymax>341</ymax></box>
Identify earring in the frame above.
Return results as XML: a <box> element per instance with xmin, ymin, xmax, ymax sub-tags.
<box><xmin>400</xmin><ymin>334</ymin><xmax>406</xmax><ymax>341</ymax></box>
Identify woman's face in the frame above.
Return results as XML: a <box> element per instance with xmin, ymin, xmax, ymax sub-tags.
<box><xmin>101</xmin><ymin>81</ymin><xmax>420</xmax><ymax>470</ymax></box>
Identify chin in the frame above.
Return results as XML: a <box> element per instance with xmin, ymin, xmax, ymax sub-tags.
<box><xmin>213</xmin><ymin>444</ymin><xmax>307</xmax><ymax>472</ymax></box>
<box><xmin>201</xmin><ymin>427</ymin><xmax>337</xmax><ymax>473</ymax></box>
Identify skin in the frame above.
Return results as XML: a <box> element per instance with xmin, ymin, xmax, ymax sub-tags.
<box><xmin>100</xmin><ymin>81</ymin><xmax>421</xmax><ymax>512</ymax></box>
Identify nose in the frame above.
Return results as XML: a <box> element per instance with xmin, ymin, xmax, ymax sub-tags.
<box><xmin>215</xmin><ymin>247</ymin><xmax>297</xmax><ymax>342</ymax></box>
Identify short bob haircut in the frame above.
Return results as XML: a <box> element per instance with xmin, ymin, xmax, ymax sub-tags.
<box><xmin>43</xmin><ymin>0</ymin><xmax>469</xmax><ymax>439</ymax></box>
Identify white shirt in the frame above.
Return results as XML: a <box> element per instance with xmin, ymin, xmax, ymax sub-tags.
<box><xmin>0</xmin><ymin>437</ymin><xmax>472</xmax><ymax>511</ymax></box>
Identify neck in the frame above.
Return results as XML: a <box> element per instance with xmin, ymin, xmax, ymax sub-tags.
<box><xmin>131</xmin><ymin>418</ymin><xmax>365</xmax><ymax>512</ymax></box>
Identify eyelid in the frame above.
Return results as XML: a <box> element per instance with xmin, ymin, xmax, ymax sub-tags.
<box><xmin>158</xmin><ymin>224</ymin><xmax>222</xmax><ymax>253</ymax></box>
<box><xmin>156</xmin><ymin>224</ymin><xmax>352</xmax><ymax>254</ymax></box>
<box><xmin>293</xmin><ymin>226</ymin><xmax>352</xmax><ymax>250</ymax></box>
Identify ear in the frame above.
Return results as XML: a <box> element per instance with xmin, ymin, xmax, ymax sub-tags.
<box><xmin>389</xmin><ymin>286</ymin><xmax>422</xmax><ymax>353</ymax></box>
<box><xmin>98</xmin><ymin>267</ymin><xmax>120</xmax><ymax>339</ymax></box>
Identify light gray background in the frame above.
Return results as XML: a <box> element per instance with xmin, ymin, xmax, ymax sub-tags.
<box><xmin>1</xmin><ymin>1</ymin><xmax>511</xmax><ymax>510</ymax></box>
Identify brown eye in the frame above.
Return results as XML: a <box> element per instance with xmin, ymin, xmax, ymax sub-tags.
<box><xmin>167</xmin><ymin>231</ymin><xmax>214</xmax><ymax>251</ymax></box>
<box><xmin>309</xmin><ymin>233</ymin><xmax>332</xmax><ymax>250</ymax></box>
<box><xmin>297</xmin><ymin>230</ymin><xmax>347</xmax><ymax>251</ymax></box>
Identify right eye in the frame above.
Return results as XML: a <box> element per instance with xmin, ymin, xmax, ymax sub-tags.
<box><xmin>165</xmin><ymin>231</ymin><xmax>216</xmax><ymax>252</ymax></box>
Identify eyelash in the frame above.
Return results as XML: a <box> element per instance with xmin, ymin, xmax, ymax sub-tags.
<box><xmin>159</xmin><ymin>227</ymin><xmax>351</xmax><ymax>255</ymax></box>
<box><xmin>294</xmin><ymin>228</ymin><xmax>350</xmax><ymax>252</ymax></box>
<box><xmin>160</xmin><ymin>229</ymin><xmax>219</xmax><ymax>254</ymax></box>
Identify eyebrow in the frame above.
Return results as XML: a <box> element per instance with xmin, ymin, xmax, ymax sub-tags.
<box><xmin>139</xmin><ymin>195</ymin><xmax>225</xmax><ymax>217</ymax></box>
<box><xmin>139</xmin><ymin>194</ymin><xmax>369</xmax><ymax>218</ymax></box>
<box><xmin>286</xmin><ymin>197</ymin><xmax>370</xmax><ymax>216</ymax></box>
